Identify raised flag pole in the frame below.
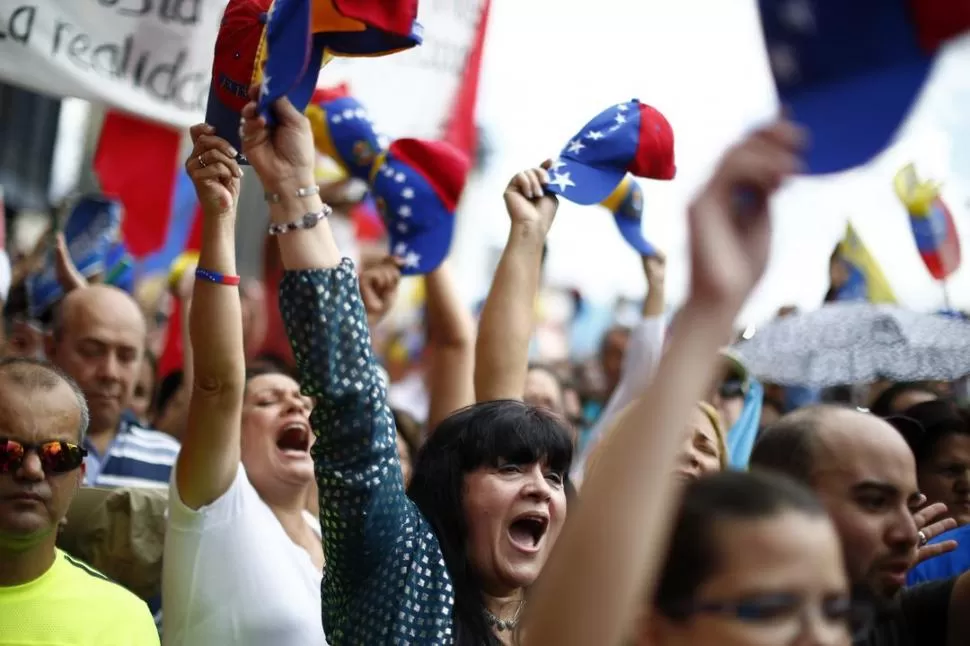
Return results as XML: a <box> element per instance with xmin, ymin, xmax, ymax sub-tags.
<box><xmin>942</xmin><ymin>281</ymin><xmax>952</xmax><ymax>310</ymax></box>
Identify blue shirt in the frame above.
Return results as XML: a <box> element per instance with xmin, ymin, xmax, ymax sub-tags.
<box><xmin>908</xmin><ymin>524</ymin><xmax>970</xmax><ymax>585</ymax></box>
<box><xmin>83</xmin><ymin>413</ymin><xmax>180</xmax><ymax>490</ymax></box>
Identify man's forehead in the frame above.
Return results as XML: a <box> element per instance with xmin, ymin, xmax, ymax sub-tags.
<box><xmin>0</xmin><ymin>384</ymin><xmax>80</xmax><ymax>441</ymax></box>
<box><xmin>813</xmin><ymin>410</ymin><xmax>917</xmax><ymax>489</ymax></box>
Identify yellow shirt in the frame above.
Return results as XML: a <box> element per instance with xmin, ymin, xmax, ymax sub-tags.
<box><xmin>0</xmin><ymin>549</ymin><xmax>158</xmax><ymax>645</ymax></box>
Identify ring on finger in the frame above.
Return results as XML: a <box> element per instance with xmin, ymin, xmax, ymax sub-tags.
<box><xmin>198</xmin><ymin>153</ymin><xmax>207</xmax><ymax>168</ymax></box>
<box><xmin>918</xmin><ymin>530</ymin><xmax>928</xmax><ymax>547</ymax></box>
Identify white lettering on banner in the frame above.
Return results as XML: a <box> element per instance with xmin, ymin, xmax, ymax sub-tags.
<box><xmin>322</xmin><ymin>0</ymin><xmax>485</xmax><ymax>140</ymax></box>
<box><xmin>0</xmin><ymin>0</ymin><xmax>226</xmax><ymax>128</ymax></box>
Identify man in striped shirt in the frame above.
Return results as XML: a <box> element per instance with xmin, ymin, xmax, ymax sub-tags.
<box><xmin>46</xmin><ymin>285</ymin><xmax>179</xmax><ymax>489</ymax></box>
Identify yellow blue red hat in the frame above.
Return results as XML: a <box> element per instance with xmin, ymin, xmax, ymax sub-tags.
<box><xmin>544</xmin><ymin>99</ymin><xmax>675</xmax><ymax>206</ymax></box>
<box><xmin>305</xmin><ymin>85</ymin><xmax>387</xmax><ymax>181</ymax></box>
<box><xmin>599</xmin><ymin>176</ymin><xmax>655</xmax><ymax>256</ymax></box>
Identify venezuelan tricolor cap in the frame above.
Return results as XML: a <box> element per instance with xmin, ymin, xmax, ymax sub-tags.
<box><xmin>599</xmin><ymin>176</ymin><xmax>655</xmax><ymax>257</ymax></box>
<box><xmin>306</xmin><ymin>86</ymin><xmax>387</xmax><ymax>181</ymax></box>
<box><xmin>759</xmin><ymin>0</ymin><xmax>970</xmax><ymax>174</ymax></box>
<box><xmin>370</xmin><ymin>139</ymin><xmax>470</xmax><ymax>276</ymax></box>
<box><xmin>205</xmin><ymin>0</ymin><xmax>270</xmax><ymax>161</ymax></box>
<box><xmin>258</xmin><ymin>0</ymin><xmax>422</xmax><ymax>126</ymax></box>
<box><xmin>544</xmin><ymin>99</ymin><xmax>676</xmax><ymax>206</ymax></box>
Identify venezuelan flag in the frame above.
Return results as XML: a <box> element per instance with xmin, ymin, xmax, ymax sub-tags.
<box><xmin>893</xmin><ymin>163</ymin><xmax>962</xmax><ymax>281</ymax></box>
<box><xmin>832</xmin><ymin>222</ymin><xmax>897</xmax><ymax>304</ymax></box>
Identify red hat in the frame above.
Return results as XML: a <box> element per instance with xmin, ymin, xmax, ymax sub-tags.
<box><xmin>204</xmin><ymin>0</ymin><xmax>270</xmax><ymax>158</ymax></box>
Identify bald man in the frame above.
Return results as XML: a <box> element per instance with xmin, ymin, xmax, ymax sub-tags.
<box><xmin>751</xmin><ymin>405</ymin><xmax>970</xmax><ymax>646</ymax></box>
<box><xmin>46</xmin><ymin>285</ymin><xmax>179</xmax><ymax>489</ymax></box>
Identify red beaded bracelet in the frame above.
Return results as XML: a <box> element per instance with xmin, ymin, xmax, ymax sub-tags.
<box><xmin>195</xmin><ymin>267</ymin><xmax>241</xmax><ymax>286</ymax></box>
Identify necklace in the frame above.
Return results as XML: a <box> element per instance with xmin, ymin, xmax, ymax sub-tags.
<box><xmin>484</xmin><ymin>603</ymin><xmax>523</xmax><ymax>632</ymax></box>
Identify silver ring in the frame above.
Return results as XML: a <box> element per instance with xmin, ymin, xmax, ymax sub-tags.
<box><xmin>198</xmin><ymin>153</ymin><xmax>207</xmax><ymax>168</ymax></box>
<box><xmin>918</xmin><ymin>530</ymin><xmax>928</xmax><ymax>547</ymax></box>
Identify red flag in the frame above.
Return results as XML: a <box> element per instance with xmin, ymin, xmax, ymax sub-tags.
<box><xmin>94</xmin><ymin>111</ymin><xmax>181</xmax><ymax>258</ymax></box>
<box><xmin>443</xmin><ymin>0</ymin><xmax>491</xmax><ymax>163</ymax></box>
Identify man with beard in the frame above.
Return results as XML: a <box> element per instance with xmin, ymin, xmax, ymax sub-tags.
<box><xmin>750</xmin><ymin>405</ymin><xmax>970</xmax><ymax>645</ymax></box>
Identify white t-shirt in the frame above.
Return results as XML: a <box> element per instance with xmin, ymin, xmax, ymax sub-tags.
<box><xmin>162</xmin><ymin>464</ymin><xmax>327</xmax><ymax>645</ymax></box>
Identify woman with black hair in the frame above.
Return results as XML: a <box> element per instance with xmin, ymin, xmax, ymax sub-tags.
<box><xmin>239</xmin><ymin>92</ymin><xmax>571</xmax><ymax>645</ymax></box>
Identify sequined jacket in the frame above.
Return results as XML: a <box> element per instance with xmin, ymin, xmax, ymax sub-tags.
<box><xmin>281</xmin><ymin>261</ymin><xmax>456</xmax><ymax>645</ymax></box>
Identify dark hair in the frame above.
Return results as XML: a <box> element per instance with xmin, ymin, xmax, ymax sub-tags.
<box><xmin>155</xmin><ymin>369</ymin><xmax>184</xmax><ymax>415</ymax></box>
<box><xmin>407</xmin><ymin>400</ymin><xmax>574</xmax><ymax>646</ymax></box>
<box><xmin>869</xmin><ymin>382</ymin><xmax>938</xmax><ymax>418</ymax></box>
<box><xmin>392</xmin><ymin>408</ymin><xmax>423</xmax><ymax>461</ymax></box>
<box><xmin>655</xmin><ymin>470</ymin><xmax>826</xmax><ymax>617</ymax></box>
<box><xmin>887</xmin><ymin>399</ymin><xmax>970</xmax><ymax>464</ymax></box>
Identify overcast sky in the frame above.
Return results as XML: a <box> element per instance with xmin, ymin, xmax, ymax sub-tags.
<box><xmin>454</xmin><ymin>0</ymin><xmax>970</xmax><ymax>325</ymax></box>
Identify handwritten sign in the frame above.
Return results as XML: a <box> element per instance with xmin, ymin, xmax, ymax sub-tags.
<box><xmin>0</xmin><ymin>0</ymin><xmax>227</xmax><ymax>127</ymax></box>
<box><xmin>26</xmin><ymin>195</ymin><xmax>122</xmax><ymax>316</ymax></box>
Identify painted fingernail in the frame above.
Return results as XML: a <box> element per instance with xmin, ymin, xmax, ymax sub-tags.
<box><xmin>228</xmin><ymin>146</ymin><xmax>238</xmax><ymax>158</ymax></box>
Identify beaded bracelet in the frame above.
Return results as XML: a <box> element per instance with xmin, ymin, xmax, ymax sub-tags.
<box><xmin>195</xmin><ymin>267</ymin><xmax>241</xmax><ymax>286</ymax></box>
<box><xmin>267</xmin><ymin>205</ymin><xmax>332</xmax><ymax>236</ymax></box>
<box><xmin>264</xmin><ymin>185</ymin><xmax>320</xmax><ymax>204</ymax></box>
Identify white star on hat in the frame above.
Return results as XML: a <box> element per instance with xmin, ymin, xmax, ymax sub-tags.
<box><xmin>548</xmin><ymin>171</ymin><xmax>575</xmax><ymax>192</ymax></box>
<box><xmin>394</xmin><ymin>242</ymin><xmax>408</xmax><ymax>256</ymax></box>
<box><xmin>614</xmin><ymin>113</ymin><xmax>627</xmax><ymax>125</ymax></box>
<box><xmin>548</xmin><ymin>159</ymin><xmax>566</xmax><ymax>172</ymax></box>
<box><xmin>342</xmin><ymin>109</ymin><xmax>355</xmax><ymax>119</ymax></box>
<box><xmin>398</xmin><ymin>205</ymin><xmax>412</xmax><ymax>218</ymax></box>
<box><xmin>260</xmin><ymin>74</ymin><xmax>272</xmax><ymax>98</ymax></box>
<box><xmin>331</xmin><ymin>114</ymin><xmax>342</xmax><ymax>124</ymax></box>
<box><xmin>586</xmin><ymin>130</ymin><xmax>604</xmax><ymax>141</ymax></box>
<box><xmin>402</xmin><ymin>187</ymin><xmax>415</xmax><ymax>199</ymax></box>
<box><xmin>616</xmin><ymin>103</ymin><xmax>629</xmax><ymax>112</ymax></box>
<box><xmin>397</xmin><ymin>222</ymin><xmax>409</xmax><ymax>233</ymax></box>
<box><xmin>404</xmin><ymin>251</ymin><xmax>421</xmax><ymax>268</ymax></box>
<box><xmin>394</xmin><ymin>172</ymin><xmax>406</xmax><ymax>183</ymax></box>
<box><xmin>567</xmin><ymin>139</ymin><xmax>585</xmax><ymax>154</ymax></box>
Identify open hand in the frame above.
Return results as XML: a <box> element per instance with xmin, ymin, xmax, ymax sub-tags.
<box><xmin>503</xmin><ymin>162</ymin><xmax>559</xmax><ymax>237</ymax></box>
<box><xmin>360</xmin><ymin>257</ymin><xmax>404</xmax><ymax>326</ymax></box>
<box><xmin>687</xmin><ymin>118</ymin><xmax>805</xmax><ymax>311</ymax></box>
<box><xmin>913</xmin><ymin>499</ymin><xmax>958</xmax><ymax>565</ymax></box>
<box><xmin>186</xmin><ymin>124</ymin><xmax>242</xmax><ymax>217</ymax></box>
<box><xmin>239</xmin><ymin>86</ymin><xmax>316</xmax><ymax>194</ymax></box>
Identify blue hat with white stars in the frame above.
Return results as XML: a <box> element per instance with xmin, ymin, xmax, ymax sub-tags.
<box><xmin>369</xmin><ymin>139</ymin><xmax>471</xmax><ymax>276</ymax></box>
<box><xmin>544</xmin><ymin>99</ymin><xmax>676</xmax><ymax>206</ymax></box>
<box><xmin>758</xmin><ymin>0</ymin><xmax>970</xmax><ymax>174</ymax></box>
<box><xmin>599</xmin><ymin>176</ymin><xmax>656</xmax><ymax>257</ymax></box>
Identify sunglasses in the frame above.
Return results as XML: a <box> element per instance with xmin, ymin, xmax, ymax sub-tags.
<box><xmin>0</xmin><ymin>438</ymin><xmax>88</xmax><ymax>475</ymax></box>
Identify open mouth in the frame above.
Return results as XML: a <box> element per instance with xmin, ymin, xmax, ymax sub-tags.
<box><xmin>507</xmin><ymin>513</ymin><xmax>549</xmax><ymax>551</ymax></box>
<box><xmin>276</xmin><ymin>421</ymin><xmax>311</xmax><ymax>453</ymax></box>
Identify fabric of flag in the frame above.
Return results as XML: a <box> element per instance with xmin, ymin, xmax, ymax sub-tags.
<box><xmin>205</xmin><ymin>0</ymin><xmax>271</xmax><ymax>161</ymax></box>
<box><xmin>368</xmin><ymin>139</ymin><xmax>470</xmax><ymax>276</ymax></box>
<box><xmin>833</xmin><ymin>222</ymin><xmax>897</xmax><ymax>304</ymax></box>
<box><xmin>598</xmin><ymin>175</ymin><xmax>655</xmax><ymax>256</ymax></box>
<box><xmin>894</xmin><ymin>163</ymin><xmax>962</xmax><ymax>280</ymax></box>
<box><xmin>442</xmin><ymin>0</ymin><xmax>491</xmax><ymax>164</ymax></box>
<box><xmin>94</xmin><ymin>111</ymin><xmax>182</xmax><ymax>258</ymax></box>
<box><xmin>305</xmin><ymin>88</ymin><xmax>388</xmax><ymax>180</ymax></box>
<box><xmin>258</xmin><ymin>0</ymin><xmax>421</xmax><ymax>126</ymax></box>
<box><xmin>544</xmin><ymin>99</ymin><xmax>675</xmax><ymax>206</ymax></box>
<box><xmin>758</xmin><ymin>0</ymin><xmax>970</xmax><ymax>175</ymax></box>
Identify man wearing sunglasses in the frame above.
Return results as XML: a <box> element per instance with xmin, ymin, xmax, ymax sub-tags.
<box><xmin>0</xmin><ymin>357</ymin><xmax>157</xmax><ymax>643</ymax></box>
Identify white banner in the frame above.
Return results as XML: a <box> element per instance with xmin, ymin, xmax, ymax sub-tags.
<box><xmin>321</xmin><ymin>0</ymin><xmax>485</xmax><ymax>140</ymax></box>
<box><xmin>0</xmin><ymin>0</ymin><xmax>226</xmax><ymax>128</ymax></box>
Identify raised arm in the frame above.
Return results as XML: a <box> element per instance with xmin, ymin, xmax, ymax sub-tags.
<box><xmin>239</xmin><ymin>93</ymin><xmax>417</xmax><ymax>599</ymax></box>
<box><xmin>175</xmin><ymin>124</ymin><xmax>245</xmax><ymax>509</ymax></box>
<box><xmin>474</xmin><ymin>166</ymin><xmax>557</xmax><ymax>402</ymax></box>
<box><xmin>425</xmin><ymin>260</ymin><xmax>476</xmax><ymax>429</ymax></box>
<box><xmin>524</xmin><ymin>120</ymin><xmax>806</xmax><ymax>646</ymax></box>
